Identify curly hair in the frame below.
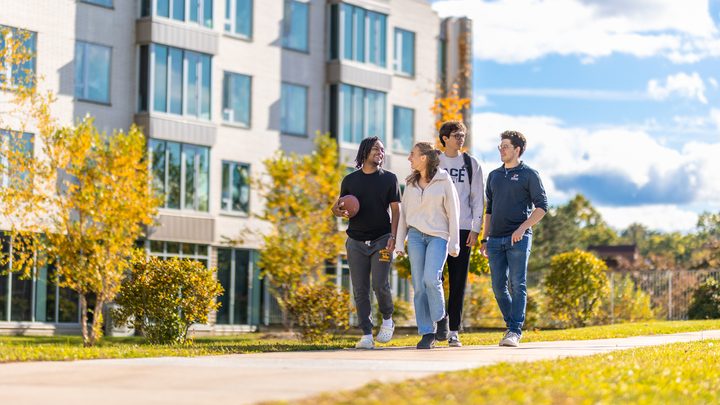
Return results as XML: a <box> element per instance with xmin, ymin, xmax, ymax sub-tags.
<box><xmin>406</xmin><ymin>142</ymin><xmax>441</xmax><ymax>186</ymax></box>
<box><xmin>500</xmin><ymin>130</ymin><xmax>527</xmax><ymax>156</ymax></box>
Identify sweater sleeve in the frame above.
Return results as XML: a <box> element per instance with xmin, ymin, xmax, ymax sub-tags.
<box><xmin>529</xmin><ymin>169</ymin><xmax>548</xmax><ymax>212</ymax></box>
<box><xmin>470</xmin><ymin>156</ymin><xmax>485</xmax><ymax>233</ymax></box>
<box><xmin>395</xmin><ymin>187</ymin><xmax>409</xmax><ymax>253</ymax></box>
<box><xmin>446</xmin><ymin>179</ymin><xmax>461</xmax><ymax>256</ymax></box>
<box><xmin>485</xmin><ymin>171</ymin><xmax>493</xmax><ymax>215</ymax></box>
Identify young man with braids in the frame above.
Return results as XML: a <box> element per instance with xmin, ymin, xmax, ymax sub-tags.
<box><xmin>332</xmin><ymin>137</ymin><xmax>401</xmax><ymax>349</ymax></box>
<box><xmin>437</xmin><ymin>120</ymin><xmax>484</xmax><ymax>347</ymax></box>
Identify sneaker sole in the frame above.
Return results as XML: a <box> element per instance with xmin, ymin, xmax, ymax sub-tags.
<box><xmin>449</xmin><ymin>341</ymin><xmax>462</xmax><ymax>347</ymax></box>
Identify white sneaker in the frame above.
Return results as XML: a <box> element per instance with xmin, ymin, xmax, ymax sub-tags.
<box><xmin>376</xmin><ymin>321</ymin><xmax>395</xmax><ymax>343</ymax></box>
<box><xmin>355</xmin><ymin>334</ymin><xmax>375</xmax><ymax>349</ymax></box>
<box><xmin>448</xmin><ymin>332</ymin><xmax>462</xmax><ymax>347</ymax></box>
<box><xmin>499</xmin><ymin>331</ymin><xmax>521</xmax><ymax>347</ymax></box>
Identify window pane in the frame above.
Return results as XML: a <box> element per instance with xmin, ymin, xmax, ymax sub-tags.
<box><xmin>283</xmin><ymin>0</ymin><xmax>308</xmax><ymax>52</ymax></box>
<box><xmin>150</xmin><ymin>139</ymin><xmax>166</xmax><ymax>200</ymax></box>
<box><xmin>368</xmin><ymin>12</ymin><xmax>386</xmax><ymax>67</ymax></box>
<box><xmin>166</xmin><ymin>141</ymin><xmax>181</xmax><ymax>209</ymax></box>
<box><xmin>186</xmin><ymin>52</ymin><xmax>199</xmax><ymax>117</ymax></box>
<box><xmin>341</xmin><ymin>4</ymin><xmax>352</xmax><ymax>60</ymax></box>
<box><xmin>223</xmin><ymin>72</ymin><xmax>250</xmax><ymax>125</ymax></box>
<box><xmin>281</xmin><ymin>83</ymin><xmax>306</xmax><ymax>135</ymax></box>
<box><xmin>233</xmin><ymin>164</ymin><xmax>249</xmax><ymax>213</ymax></box>
<box><xmin>235</xmin><ymin>0</ymin><xmax>252</xmax><ymax>37</ymax></box>
<box><xmin>353</xmin><ymin>7</ymin><xmax>365</xmax><ymax>62</ymax></box>
<box><xmin>83</xmin><ymin>0</ymin><xmax>113</xmax><ymax>7</ymax></box>
<box><xmin>153</xmin><ymin>45</ymin><xmax>168</xmax><ymax>112</ymax></box>
<box><xmin>202</xmin><ymin>0</ymin><xmax>213</xmax><ymax>27</ymax></box>
<box><xmin>57</xmin><ymin>284</ymin><xmax>79</xmax><ymax>323</ymax></box>
<box><xmin>169</xmin><ymin>48</ymin><xmax>183</xmax><ymax>114</ymax></box>
<box><xmin>10</xmin><ymin>273</ymin><xmax>32</xmax><ymax>321</ymax></box>
<box><xmin>221</xmin><ymin>161</ymin><xmax>231</xmax><ymax>211</ymax></box>
<box><xmin>36</xmin><ymin>263</ymin><xmax>51</xmax><ymax>322</ymax></box>
<box><xmin>184</xmin><ymin>145</ymin><xmax>197</xmax><ymax>210</ymax></box>
<box><xmin>150</xmin><ymin>240</ymin><xmax>164</xmax><ymax>253</ymax></box>
<box><xmin>402</xmin><ymin>30</ymin><xmax>414</xmax><ymax>75</ymax></box>
<box><xmin>190</xmin><ymin>0</ymin><xmax>199</xmax><ymax>24</ymax></box>
<box><xmin>216</xmin><ymin>248</ymin><xmax>231</xmax><ymax>324</ymax></box>
<box><xmin>200</xmin><ymin>55</ymin><xmax>211</xmax><ymax>119</ymax></box>
<box><xmin>13</xmin><ymin>30</ymin><xmax>36</xmax><ymax>88</ymax></box>
<box><xmin>141</xmin><ymin>0</ymin><xmax>151</xmax><ymax>16</ymax></box>
<box><xmin>138</xmin><ymin>45</ymin><xmax>149</xmax><ymax>111</ymax></box>
<box><xmin>157</xmin><ymin>0</ymin><xmax>170</xmax><ymax>17</ymax></box>
<box><xmin>74</xmin><ymin>42</ymin><xmax>86</xmax><ymax>99</ymax></box>
<box><xmin>86</xmin><ymin>43</ymin><xmax>111</xmax><ymax>102</ymax></box>
<box><xmin>166</xmin><ymin>242</ymin><xmax>180</xmax><ymax>254</ymax></box>
<box><xmin>181</xmin><ymin>243</ymin><xmax>194</xmax><ymax>255</ymax></box>
<box><xmin>340</xmin><ymin>84</ymin><xmax>352</xmax><ymax>143</ymax></box>
<box><xmin>393</xmin><ymin>106</ymin><xmax>413</xmax><ymax>153</ymax></box>
<box><xmin>197</xmin><ymin>146</ymin><xmax>209</xmax><ymax>211</ymax></box>
<box><xmin>351</xmin><ymin>86</ymin><xmax>364</xmax><ymax>144</ymax></box>
<box><xmin>0</xmin><ymin>235</ymin><xmax>8</xmax><ymax>321</ymax></box>
<box><xmin>172</xmin><ymin>0</ymin><xmax>185</xmax><ymax>21</ymax></box>
<box><xmin>234</xmin><ymin>249</ymin><xmax>249</xmax><ymax>324</ymax></box>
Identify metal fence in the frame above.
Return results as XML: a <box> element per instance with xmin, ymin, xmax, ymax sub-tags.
<box><xmin>608</xmin><ymin>269</ymin><xmax>720</xmax><ymax>321</ymax></box>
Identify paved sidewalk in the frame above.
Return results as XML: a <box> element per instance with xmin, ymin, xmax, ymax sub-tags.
<box><xmin>2</xmin><ymin>330</ymin><xmax>719</xmax><ymax>405</ymax></box>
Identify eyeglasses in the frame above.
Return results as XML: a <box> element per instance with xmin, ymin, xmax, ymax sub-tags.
<box><xmin>449</xmin><ymin>133</ymin><xmax>466</xmax><ymax>140</ymax></box>
<box><xmin>498</xmin><ymin>144</ymin><xmax>515</xmax><ymax>151</ymax></box>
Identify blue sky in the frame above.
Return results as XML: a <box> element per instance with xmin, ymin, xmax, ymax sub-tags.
<box><xmin>432</xmin><ymin>0</ymin><xmax>720</xmax><ymax>232</ymax></box>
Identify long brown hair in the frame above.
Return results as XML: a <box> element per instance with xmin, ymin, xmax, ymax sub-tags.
<box><xmin>406</xmin><ymin>142</ymin><xmax>441</xmax><ymax>187</ymax></box>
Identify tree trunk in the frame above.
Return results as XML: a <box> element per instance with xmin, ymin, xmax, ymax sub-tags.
<box><xmin>79</xmin><ymin>294</ymin><xmax>90</xmax><ymax>347</ymax></box>
<box><xmin>88</xmin><ymin>298</ymin><xmax>105</xmax><ymax>346</ymax></box>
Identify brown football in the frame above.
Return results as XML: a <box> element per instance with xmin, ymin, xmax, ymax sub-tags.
<box><xmin>338</xmin><ymin>195</ymin><xmax>360</xmax><ymax>218</ymax></box>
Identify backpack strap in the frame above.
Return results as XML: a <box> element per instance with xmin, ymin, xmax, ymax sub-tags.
<box><xmin>463</xmin><ymin>152</ymin><xmax>473</xmax><ymax>185</ymax></box>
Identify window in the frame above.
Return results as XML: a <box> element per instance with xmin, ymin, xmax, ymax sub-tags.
<box><xmin>148</xmin><ymin>240</ymin><xmax>210</xmax><ymax>269</ymax></box>
<box><xmin>222</xmin><ymin>72</ymin><xmax>251</xmax><ymax>126</ymax></box>
<box><xmin>140</xmin><ymin>0</ymin><xmax>213</xmax><ymax>28</ymax></box>
<box><xmin>75</xmin><ymin>41</ymin><xmax>111</xmax><ymax>103</ymax></box>
<box><xmin>281</xmin><ymin>83</ymin><xmax>307</xmax><ymax>136</ymax></box>
<box><xmin>0</xmin><ymin>26</ymin><xmax>36</xmax><ymax>90</ymax></box>
<box><xmin>149</xmin><ymin>139</ymin><xmax>209</xmax><ymax>212</ymax></box>
<box><xmin>81</xmin><ymin>0</ymin><xmax>113</xmax><ymax>7</ymax></box>
<box><xmin>335</xmin><ymin>84</ymin><xmax>386</xmax><ymax>145</ymax></box>
<box><xmin>139</xmin><ymin>44</ymin><xmax>211</xmax><ymax>120</ymax></box>
<box><xmin>216</xmin><ymin>248</ymin><xmax>256</xmax><ymax>325</ymax></box>
<box><xmin>224</xmin><ymin>0</ymin><xmax>253</xmax><ymax>38</ymax></box>
<box><xmin>221</xmin><ymin>161</ymin><xmax>250</xmax><ymax>214</ymax></box>
<box><xmin>0</xmin><ymin>234</ymin><xmax>79</xmax><ymax>323</ymax></box>
<box><xmin>392</xmin><ymin>106</ymin><xmax>414</xmax><ymax>153</ymax></box>
<box><xmin>393</xmin><ymin>29</ymin><xmax>415</xmax><ymax>76</ymax></box>
<box><xmin>329</xmin><ymin>4</ymin><xmax>386</xmax><ymax>67</ymax></box>
<box><xmin>1</xmin><ymin>130</ymin><xmax>33</xmax><ymax>188</ymax></box>
<box><xmin>282</xmin><ymin>0</ymin><xmax>309</xmax><ymax>52</ymax></box>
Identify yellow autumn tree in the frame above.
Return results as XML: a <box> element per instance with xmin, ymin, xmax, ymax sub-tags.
<box><xmin>257</xmin><ymin>133</ymin><xmax>348</xmax><ymax>334</ymax></box>
<box><xmin>0</xmin><ymin>30</ymin><xmax>161</xmax><ymax>346</ymax></box>
<box><xmin>431</xmin><ymin>84</ymin><xmax>471</xmax><ymax>151</ymax></box>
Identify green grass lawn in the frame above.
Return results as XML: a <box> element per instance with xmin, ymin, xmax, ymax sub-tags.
<box><xmin>1</xmin><ymin>319</ymin><xmax>719</xmax><ymax>363</ymax></box>
<box><xmin>302</xmin><ymin>339</ymin><xmax>720</xmax><ymax>404</ymax></box>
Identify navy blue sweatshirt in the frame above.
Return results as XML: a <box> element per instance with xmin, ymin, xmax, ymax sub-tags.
<box><xmin>485</xmin><ymin>162</ymin><xmax>548</xmax><ymax>238</ymax></box>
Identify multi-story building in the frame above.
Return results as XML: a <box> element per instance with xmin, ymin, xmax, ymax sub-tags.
<box><xmin>0</xmin><ymin>0</ymin><xmax>472</xmax><ymax>335</ymax></box>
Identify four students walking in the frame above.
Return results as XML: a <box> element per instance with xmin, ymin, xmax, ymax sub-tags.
<box><xmin>333</xmin><ymin>124</ymin><xmax>546</xmax><ymax>350</ymax></box>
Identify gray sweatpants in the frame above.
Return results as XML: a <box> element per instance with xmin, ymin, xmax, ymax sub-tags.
<box><xmin>346</xmin><ymin>234</ymin><xmax>394</xmax><ymax>335</ymax></box>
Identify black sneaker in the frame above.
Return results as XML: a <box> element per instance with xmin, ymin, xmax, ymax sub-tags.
<box><xmin>435</xmin><ymin>315</ymin><xmax>449</xmax><ymax>341</ymax></box>
<box><xmin>417</xmin><ymin>333</ymin><xmax>436</xmax><ymax>349</ymax></box>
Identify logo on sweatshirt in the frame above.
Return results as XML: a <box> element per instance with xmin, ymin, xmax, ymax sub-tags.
<box><xmin>511</xmin><ymin>174</ymin><xmax>519</xmax><ymax>181</ymax></box>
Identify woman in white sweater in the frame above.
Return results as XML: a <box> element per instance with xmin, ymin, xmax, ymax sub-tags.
<box><xmin>395</xmin><ymin>142</ymin><xmax>460</xmax><ymax>349</ymax></box>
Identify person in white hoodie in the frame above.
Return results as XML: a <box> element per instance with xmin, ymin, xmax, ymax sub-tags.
<box><xmin>395</xmin><ymin>142</ymin><xmax>460</xmax><ymax>349</ymax></box>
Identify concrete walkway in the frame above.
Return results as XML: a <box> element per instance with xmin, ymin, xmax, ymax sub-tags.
<box><xmin>2</xmin><ymin>330</ymin><xmax>719</xmax><ymax>405</ymax></box>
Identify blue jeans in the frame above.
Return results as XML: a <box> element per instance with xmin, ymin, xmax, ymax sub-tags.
<box><xmin>487</xmin><ymin>234</ymin><xmax>532</xmax><ymax>335</ymax></box>
<box><xmin>407</xmin><ymin>227</ymin><xmax>448</xmax><ymax>335</ymax></box>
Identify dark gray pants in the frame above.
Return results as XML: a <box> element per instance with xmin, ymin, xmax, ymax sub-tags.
<box><xmin>346</xmin><ymin>234</ymin><xmax>394</xmax><ymax>335</ymax></box>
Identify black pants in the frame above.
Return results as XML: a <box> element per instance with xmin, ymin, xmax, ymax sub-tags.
<box><xmin>444</xmin><ymin>229</ymin><xmax>471</xmax><ymax>332</ymax></box>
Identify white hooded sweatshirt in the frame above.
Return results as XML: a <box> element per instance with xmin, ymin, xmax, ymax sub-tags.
<box><xmin>396</xmin><ymin>169</ymin><xmax>461</xmax><ymax>257</ymax></box>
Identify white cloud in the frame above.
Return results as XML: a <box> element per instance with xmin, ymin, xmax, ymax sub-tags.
<box><xmin>432</xmin><ymin>0</ymin><xmax>720</xmax><ymax>63</ymax></box>
<box><xmin>597</xmin><ymin>205</ymin><xmax>699</xmax><ymax>233</ymax></box>
<box><xmin>480</xmin><ymin>88</ymin><xmax>648</xmax><ymax>101</ymax></box>
<box><xmin>471</xmin><ymin>111</ymin><xmax>720</xmax><ymax>231</ymax></box>
<box><xmin>474</xmin><ymin>94</ymin><xmax>490</xmax><ymax>107</ymax></box>
<box><xmin>711</xmin><ymin>108</ymin><xmax>720</xmax><ymax>130</ymax></box>
<box><xmin>710</xmin><ymin>77</ymin><xmax>719</xmax><ymax>89</ymax></box>
<box><xmin>647</xmin><ymin>72</ymin><xmax>708</xmax><ymax>104</ymax></box>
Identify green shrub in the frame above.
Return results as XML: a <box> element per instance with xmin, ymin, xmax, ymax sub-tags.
<box><xmin>688</xmin><ymin>278</ymin><xmax>720</xmax><ymax>319</ymax></box>
<box><xmin>543</xmin><ymin>249</ymin><xmax>609</xmax><ymax>327</ymax></box>
<box><xmin>113</xmin><ymin>255</ymin><xmax>223</xmax><ymax>344</ymax></box>
<box><xmin>285</xmin><ymin>282</ymin><xmax>351</xmax><ymax>342</ymax></box>
<box><xmin>375</xmin><ymin>299</ymin><xmax>413</xmax><ymax>326</ymax></box>
<box><xmin>463</xmin><ymin>274</ymin><xmax>541</xmax><ymax>329</ymax></box>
